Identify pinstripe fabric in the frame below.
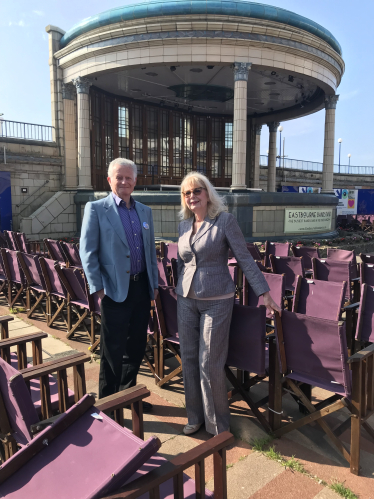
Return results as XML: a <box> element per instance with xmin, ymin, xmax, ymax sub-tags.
<box><xmin>178</xmin><ymin>295</ymin><xmax>234</xmax><ymax>435</ymax></box>
<box><xmin>176</xmin><ymin>211</ymin><xmax>269</xmax><ymax>298</ymax></box>
<box><xmin>112</xmin><ymin>193</ymin><xmax>146</xmax><ymax>275</ymax></box>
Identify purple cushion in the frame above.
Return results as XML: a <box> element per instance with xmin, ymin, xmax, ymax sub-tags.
<box><xmin>0</xmin><ymin>395</ymin><xmax>160</xmax><ymax>499</ymax></box>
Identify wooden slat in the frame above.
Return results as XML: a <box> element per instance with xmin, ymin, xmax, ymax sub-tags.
<box><xmin>195</xmin><ymin>459</ymin><xmax>205</xmax><ymax>499</ymax></box>
<box><xmin>173</xmin><ymin>472</ymin><xmax>184</xmax><ymax>498</ymax></box>
<box><xmin>17</xmin><ymin>342</ymin><xmax>27</xmax><ymax>370</ymax></box>
<box><xmin>367</xmin><ymin>354</ymin><xmax>374</xmax><ymax>412</ymax></box>
<box><xmin>131</xmin><ymin>400</ymin><xmax>144</xmax><ymax>440</ymax></box>
<box><xmin>73</xmin><ymin>363</ymin><xmax>87</xmax><ymax>402</ymax></box>
<box><xmin>32</xmin><ymin>338</ymin><xmax>43</xmax><ymax>366</ymax></box>
<box><xmin>57</xmin><ymin>369</ymin><xmax>69</xmax><ymax>413</ymax></box>
<box><xmin>95</xmin><ymin>385</ymin><xmax>149</xmax><ymax>412</ymax></box>
<box><xmin>214</xmin><ymin>448</ymin><xmax>227</xmax><ymax>499</ymax></box>
<box><xmin>348</xmin><ymin>343</ymin><xmax>374</xmax><ymax>363</ymax></box>
<box><xmin>40</xmin><ymin>374</ymin><xmax>52</xmax><ymax>420</ymax></box>
<box><xmin>350</xmin><ymin>361</ymin><xmax>362</xmax><ymax>474</ymax></box>
<box><xmin>268</xmin><ymin>337</ymin><xmax>283</xmax><ymax>431</ymax></box>
<box><xmin>20</xmin><ymin>353</ymin><xmax>90</xmax><ymax>381</ymax></box>
<box><xmin>0</xmin><ymin>331</ymin><xmax>47</xmax><ymax>348</ymax></box>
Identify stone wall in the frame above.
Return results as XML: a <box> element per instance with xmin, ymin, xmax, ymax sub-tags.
<box><xmin>0</xmin><ymin>138</ymin><xmax>62</xmax><ymax>231</ymax></box>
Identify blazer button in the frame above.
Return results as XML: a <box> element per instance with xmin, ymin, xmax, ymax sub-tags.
<box><xmin>127</xmin><ymin>255</ymin><xmax>130</xmax><ymax>258</ymax></box>
<box><xmin>127</xmin><ymin>270</ymin><xmax>130</xmax><ymax>273</ymax></box>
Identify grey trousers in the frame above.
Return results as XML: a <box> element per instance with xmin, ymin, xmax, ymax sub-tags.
<box><xmin>177</xmin><ymin>295</ymin><xmax>234</xmax><ymax>435</ymax></box>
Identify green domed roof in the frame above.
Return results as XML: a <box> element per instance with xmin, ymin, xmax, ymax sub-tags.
<box><xmin>60</xmin><ymin>0</ymin><xmax>341</xmax><ymax>55</ymax></box>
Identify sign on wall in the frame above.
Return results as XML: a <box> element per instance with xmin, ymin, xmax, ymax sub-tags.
<box><xmin>284</xmin><ymin>208</ymin><xmax>332</xmax><ymax>234</ymax></box>
<box><xmin>334</xmin><ymin>189</ymin><xmax>358</xmax><ymax>216</ymax></box>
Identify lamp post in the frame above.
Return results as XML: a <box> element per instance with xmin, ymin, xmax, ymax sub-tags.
<box><xmin>338</xmin><ymin>138</ymin><xmax>342</xmax><ymax>173</ymax></box>
<box><xmin>278</xmin><ymin>125</ymin><xmax>283</xmax><ymax>167</ymax></box>
<box><xmin>348</xmin><ymin>153</ymin><xmax>351</xmax><ymax>174</ymax></box>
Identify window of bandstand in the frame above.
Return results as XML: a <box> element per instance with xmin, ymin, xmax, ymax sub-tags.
<box><xmin>211</xmin><ymin>117</ymin><xmax>222</xmax><ymax>178</ymax></box>
<box><xmin>184</xmin><ymin>115</ymin><xmax>193</xmax><ymax>173</ymax></box>
<box><xmin>160</xmin><ymin>110</ymin><xmax>169</xmax><ymax>177</ymax></box>
<box><xmin>196</xmin><ymin>116</ymin><xmax>207</xmax><ymax>174</ymax></box>
<box><xmin>105</xmin><ymin>98</ymin><xmax>114</xmax><ymax>168</ymax></box>
<box><xmin>172</xmin><ymin>113</ymin><xmax>183</xmax><ymax>178</ymax></box>
<box><xmin>147</xmin><ymin>107</ymin><xmax>158</xmax><ymax>176</ymax></box>
<box><xmin>225</xmin><ymin>122</ymin><xmax>233</xmax><ymax>179</ymax></box>
<box><xmin>118</xmin><ymin>105</ymin><xmax>129</xmax><ymax>158</ymax></box>
<box><xmin>132</xmin><ymin>104</ymin><xmax>143</xmax><ymax>169</ymax></box>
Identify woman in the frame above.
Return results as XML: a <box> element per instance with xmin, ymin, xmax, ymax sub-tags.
<box><xmin>176</xmin><ymin>172</ymin><xmax>281</xmax><ymax>436</ymax></box>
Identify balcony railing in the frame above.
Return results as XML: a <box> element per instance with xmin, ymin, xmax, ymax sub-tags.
<box><xmin>260</xmin><ymin>155</ymin><xmax>374</xmax><ymax>176</ymax></box>
<box><xmin>0</xmin><ymin>120</ymin><xmax>54</xmax><ymax>142</ymax></box>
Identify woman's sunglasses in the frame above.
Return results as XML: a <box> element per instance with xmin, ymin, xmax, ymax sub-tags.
<box><xmin>183</xmin><ymin>187</ymin><xmax>207</xmax><ymax>198</ymax></box>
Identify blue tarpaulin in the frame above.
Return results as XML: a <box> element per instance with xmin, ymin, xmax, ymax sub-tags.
<box><xmin>0</xmin><ymin>172</ymin><xmax>12</xmax><ymax>232</ymax></box>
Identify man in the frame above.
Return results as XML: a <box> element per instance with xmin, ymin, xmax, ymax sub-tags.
<box><xmin>80</xmin><ymin>158</ymin><xmax>158</xmax><ymax>412</ymax></box>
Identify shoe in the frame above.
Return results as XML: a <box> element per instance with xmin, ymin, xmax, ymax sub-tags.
<box><xmin>142</xmin><ymin>401</ymin><xmax>153</xmax><ymax>413</ymax></box>
<box><xmin>183</xmin><ymin>423</ymin><xmax>203</xmax><ymax>435</ymax></box>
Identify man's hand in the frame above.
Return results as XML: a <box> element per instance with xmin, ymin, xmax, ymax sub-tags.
<box><xmin>96</xmin><ymin>289</ymin><xmax>105</xmax><ymax>300</ymax></box>
<box><xmin>262</xmin><ymin>291</ymin><xmax>282</xmax><ymax>317</ymax></box>
<box><xmin>154</xmin><ymin>288</ymin><xmax>159</xmax><ymax>301</ymax></box>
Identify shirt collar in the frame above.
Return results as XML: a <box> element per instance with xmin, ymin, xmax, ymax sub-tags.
<box><xmin>112</xmin><ymin>192</ymin><xmax>135</xmax><ymax>209</ymax></box>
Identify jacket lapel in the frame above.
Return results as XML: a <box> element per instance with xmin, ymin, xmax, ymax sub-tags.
<box><xmin>104</xmin><ymin>195</ymin><xmax>129</xmax><ymax>249</ymax></box>
<box><xmin>180</xmin><ymin>218</ymin><xmax>194</xmax><ymax>253</ymax></box>
<box><xmin>192</xmin><ymin>216</ymin><xmax>216</xmax><ymax>245</ymax></box>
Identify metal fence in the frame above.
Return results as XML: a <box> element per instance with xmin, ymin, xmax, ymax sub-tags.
<box><xmin>260</xmin><ymin>155</ymin><xmax>374</xmax><ymax>176</ymax></box>
<box><xmin>0</xmin><ymin>120</ymin><xmax>54</xmax><ymax>142</ymax></box>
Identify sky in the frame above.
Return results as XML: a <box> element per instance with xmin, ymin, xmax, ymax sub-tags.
<box><xmin>1</xmin><ymin>0</ymin><xmax>373</xmax><ymax>167</ymax></box>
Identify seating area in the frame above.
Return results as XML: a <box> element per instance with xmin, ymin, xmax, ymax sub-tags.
<box><xmin>0</xmin><ymin>233</ymin><xmax>374</xmax><ymax>496</ymax></box>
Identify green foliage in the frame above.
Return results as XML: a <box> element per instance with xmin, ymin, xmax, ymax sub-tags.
<box><xmin>330</xmin><ymin>482</ymin><xmax>358</xmax><ymax>499</ymax></box>
<box><xmin>250</xmin><ymin>436</ymin><xmax>273</xmax><ymax>452</ymax></box>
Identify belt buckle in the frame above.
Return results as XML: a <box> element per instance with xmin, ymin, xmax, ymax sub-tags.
<box><xmin>133</xmin><ymin>273</ymin><xmax>140</xmax><ymax>281</ymax></box>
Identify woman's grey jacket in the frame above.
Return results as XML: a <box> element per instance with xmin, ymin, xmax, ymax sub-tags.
<box><xmin>176</xmin><ymin>211</ymin><xmax>270</xmax><ymax>298</ymax></box>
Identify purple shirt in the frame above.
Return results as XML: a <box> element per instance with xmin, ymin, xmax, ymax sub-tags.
<box><xmin>112</xmin><ymin>193</ymin><xmax>146</xmax><ymax>275</ymax></box>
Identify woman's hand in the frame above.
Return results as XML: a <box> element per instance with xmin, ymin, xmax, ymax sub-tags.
<box><xmin>262</xmin><ymin>291</ymin><xmax>282</xmax><ymax>317</ymax></box>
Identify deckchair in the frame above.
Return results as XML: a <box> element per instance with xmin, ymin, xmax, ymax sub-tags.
<box><xmin>15</xmin><ymin>232</ymin><xmax>45</xmax><ymax>256</ymax></box>
<box><xmin>356</xmin><ymin>283</ymin><xmax>374</xmax><ymax>345</ymax></box>
<box><xmin>359</xmin><ymin>262</ymin><xmax>374</xmax><ymax>287</ymax></box>
<box><xmin>312</xmin><ymin>258</ymin><xmax>357</xmax><ymax>302</ymax></box>
<box><xmin>3</xmin><ymin>231</ymin><xmax>18</xmax><ymax>251</ymax></box>
<box><xmin>44</xmin><ymin>238</ymin><xmax>66</xmax><ymax>266</ymax></box>
<box><xmin>157</xmin><ymin>258</ymin><xmax>170</xmax><ymax>286</ymax></box>
<box><xmin>0</xmin><ymin>392</ymin><xmax>233</xmax><ymax>499</ymax></box>
<box><xmin>291</xmin><ymin>245</ymin><xmax>320</xmax><ymax>274</ymax></box>
<box><xmin>60</xmin><ymin>240</ymin><xmax>83</xmax><ymax>269</ymax></box>
<box><xmin>16</xmin><ymin>252</ymin><xmax>48</xmax><ymax>320</ymax></box>
<box><xmin>55</xmin><ymin>264</ymin><xmax>100</xmax><ymax>346</ymax></box>
<box><xmin>327</xmin><ymin>247</ymin><xmax>358</xmax><ymax>279</ymax></box>
<box><xmin>264</xmin><ymin>241</ymin><xmax>290</xmax><ymax>267</ymax></box>
<box><xmin>0</xmin><ymin>248</ymin><xmax>26</xmax><ymax>308</ymax></box>
<box><xmin>152</xmin><ymin>286</ymin><xmax>182</xmax><ymax>388</ymax></box>
<box><xmin>170</xmin><ymin>257</ymin><xmax>178</xmax><ymax>287</ymax></box>
<box><xmin>0</xmin><ymin>251</ymin><xmax>8</xmax><ymax>299</ymax></box>
<box><xmin>244</xmin><ymin>272</ymin><xmax>285</xmax><ymax>317</ymax></box>
<box><xmin>273</xmin><ymin>310</ymin><xmax>374</xmax><ymax>475</ymax></box>
<box><xmin>269</xmin><ymin>256</ymin><xmax>304</xmax><ymax>310</ymax></box>
<box><xmin>39</xmin><ymin>257</ymin><xmax>68</xmax><ymax>328</ymax></box>
<box><xmin>359</xmin><ymin>252</ymin><xmax>374</xmax><ymax>265</ymax></box>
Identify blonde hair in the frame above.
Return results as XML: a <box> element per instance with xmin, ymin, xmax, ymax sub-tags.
<box><xmin>179</xmin><ymin>172</ymin><xmax>228</xmax><ymax>220</ymax></box>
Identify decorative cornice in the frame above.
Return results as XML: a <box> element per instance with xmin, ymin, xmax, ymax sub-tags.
<box><xmin>267</xmin><ymin>121</ymin><xmax>280</xmax><ymax>133</ymax></box>
<box><xmin>62</xmin><ymin>83</ymin><xmax>75</xmax><ymax>100</ymax></box>
<box><xmin>233</xmin><ymin>62</ymin><xmax>252</xmax><ymax>82</ymax></box>
<box><xmin>72</xmin><ymin>76</ymin><xmax>92</xmax><ymax>94</ymax></box>
<box><xmin>255</xmin><ymin>124</ymin><xmax>262</xmax><ymax>135</ymax></box>
<box><xmin>324</xmin><ymin>94</ymin><xmax>339</xmax><ymax>110</ymax></box>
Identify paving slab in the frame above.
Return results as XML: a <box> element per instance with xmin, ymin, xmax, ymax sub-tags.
<box><xmin>313</xmin><ymin>489</ymin><xmax>342</xmax><ymax>499</ymax></box>
<box><xmin>249</xmin><ymin>468</ymin><xmax>323</xmax><ymax>499</ymax></box>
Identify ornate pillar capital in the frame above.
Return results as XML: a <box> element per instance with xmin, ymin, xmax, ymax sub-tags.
<box><xmin>72</xmin><ymin>76</ymin><xmax>93</xmax><ymax>94</ymax></box>
<box><xmin>267</xmin><ymin>121</ymin><xmax>280</xmax><ymax>133</ymax></box>
<box><xmin>62</xmin><ymin>83</ymin><xmax>75</xmax><ymax>100</ymax></box>
<box><xmin>233</xmin><ymin>62</ymin><xmax>252</xmax><ymax>82</ymax></box>
<box><xmin>325</xmin><ymin>94</ymin><xmax>339</xmax><ymax>110</ymax></box>
<box><xmin>255</xmin><ymin>124</ymin><xmax>262</xmax><ymax>136</ymax></box>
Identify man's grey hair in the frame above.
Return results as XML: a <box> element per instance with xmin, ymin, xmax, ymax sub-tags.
<box><xmin>107</xmin><ymin>158</ymin><xmax>137</xmax><ymax>179</ymax></box>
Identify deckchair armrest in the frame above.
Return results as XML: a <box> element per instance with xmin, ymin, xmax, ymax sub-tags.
<box><xmin>343</xmin><ymin>302</ymin><xmax>360</xmax><ymax>310</ymax></box>
<box><xmin>0</xmin><ymin>332</ymin><xmax>48</xmax><ymax>348</ymax></box>
<box><xmin>0</xmin><ymin>315</ymin><xmax>14</xmax><ymax>325</ymax></box>
<box><xmin>95</xmin><ymin>385</ymin><xmax>150</xmax><ymax>413</ymax></box>
<box><xmin>30</xmin><ymin>414</ymin><xmax>61</xmax><ymax>435</ymax></box>
<box><xmin>20</xmin><ymin>352</ymin><xmax>90</xmax><ymax>381</ymax></box>
<box><xmin>101</xmin><ymin>431</ymin><xmax>235</xmax><ymax>499</ymax></box>
<box><xmin>348</xmin><ymin>343</ymin><xmax>374</xmax><ymax>363</ymax></box>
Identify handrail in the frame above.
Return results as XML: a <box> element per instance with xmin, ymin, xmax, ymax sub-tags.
<box><xmin>260</xmin><ymin>155</ymin><xmax>374</xmax><ymax>176</ymax></box>
<box><xmin>0</xmin><ymin>120</ymin><xmax>54</xmax><ymax>142</ymax></box>
<box><xmin>16</xmin><ymin>180</ymin><xmax>50</xmax><ymax>215</ymax></box>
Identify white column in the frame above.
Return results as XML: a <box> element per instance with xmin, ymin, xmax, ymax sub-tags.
<box><xmin>231</xmin><ymin>62</ymin><xmax>251</xmax><ymax>190</ymax></box>
<box><xmin>253</xmin><ymin>125</ymin><xmax>262</xmax><ymax>189</ymax></box>
<box><xmin>267</xmin><ymin>122</ymin><xmax>279</xmax><ymax>192</ymax></box>
<box><xmin>62</xmin><ymin>83</ymin><xmax>78</xmax><ymax>189</ymax></box>
<box><xmin>73</xmin><ymin>77</ymin><xmax>93</xmax><ymax>190</ymax></box>
<box><xmin>322</xmin><ymin>95</ymin><xmax>339</xmax><ymax>193</ymax></box>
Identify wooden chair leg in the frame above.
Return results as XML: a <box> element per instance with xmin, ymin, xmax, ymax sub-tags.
<box><xmin>213</xmin><ymin>448</ymin><xmax>227</xmax><ymax>499</ymax></box>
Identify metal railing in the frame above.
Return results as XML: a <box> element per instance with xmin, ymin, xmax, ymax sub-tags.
<box><xmin>260</xmin><ymin>155</ymin><xmax>374</xmax><ymax>176</ymax></box>
<box><xmin>0</xmin><ymin>120</ymin><xmax>54</xmax><ymax>142</ymax></box>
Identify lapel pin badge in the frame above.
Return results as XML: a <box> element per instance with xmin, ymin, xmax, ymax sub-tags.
<box><xmin>143</xmin><ymin>222</ymin><xmax>149</xmax><ymax>229</ymax></box>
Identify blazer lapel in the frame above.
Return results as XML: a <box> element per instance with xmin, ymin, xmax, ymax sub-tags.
<box><xmin>180</xmin><ymin>218</ymin><xmax>194</xmax><ymax>253</ymax></box>
<box><xmin>135</xmin><ymin>203</ymin><xmax>149</xmax><ymax>246</ymax></box>
<box><xmin>104</xmin><ymin>195</ymin><xmax>129</xmax><ymax>249</ymax></box>
<box><xmin>192</xmin><ymin>216</ymin><xmax>216</xmax><ymax>245</ymax></box>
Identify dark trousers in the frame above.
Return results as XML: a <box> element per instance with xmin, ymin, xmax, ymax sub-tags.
<box><xmin>99</xmin><ymin>274</ymin><xmax>151</xmax><ymax>399</ymax></box>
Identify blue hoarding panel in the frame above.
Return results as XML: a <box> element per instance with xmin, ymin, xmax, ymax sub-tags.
<box><xmin>357</xmin><ymin>189</ymin><xmax>374</xmax><ymax>215</ymax></box>
<box><xmin>0</xmin><ymin>172</ymin><xmax>12</xmax><ymax>232</ymax></box>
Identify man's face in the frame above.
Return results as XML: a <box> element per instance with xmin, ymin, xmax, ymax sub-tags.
<box><xmin>107</xmin><ymin>164</ymin><xmax>137</xmax><ymax>200</ymax></box>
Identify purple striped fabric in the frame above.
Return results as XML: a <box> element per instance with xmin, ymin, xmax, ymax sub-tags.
<box><xmin>112</xmin><ymin>193</ymin><xmax>146</xmax><ymax>275</ymax></box>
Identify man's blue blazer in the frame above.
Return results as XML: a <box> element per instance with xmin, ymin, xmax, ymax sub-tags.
<box><xmin>80</xmin><ymin>194</ymin><xmax>158</xmax><ymax>302</ymax></box>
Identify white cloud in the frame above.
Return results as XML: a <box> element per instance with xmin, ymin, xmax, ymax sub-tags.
<box><xmin>18</xmin><ymin>20</ymin><xmax>25</xmax><ymax>27</ymax></box>
<box><xmin>9</xmin><ymin>20</ymin><xmax>25</xmax><ymax>27</ymax></box>
<box><xmin>8</xmin><ymin>21</ymin><xmax>12</xmax><ymax>26</ymax></box>
<box><xmin>340</xmin><ymin>90</ymin><xmax>359</xmax><ymax>101</ymax></box>
<box><xmin>33</xmin><ymin>10</ymin><xmax>44</xmax><ymax>16</ymax></box>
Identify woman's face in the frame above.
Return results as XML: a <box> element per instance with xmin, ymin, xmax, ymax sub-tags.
<box><xmin>184</xmin><ymin>183</ymin><xmax>209</xmax><ymax>214</ymax></box>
